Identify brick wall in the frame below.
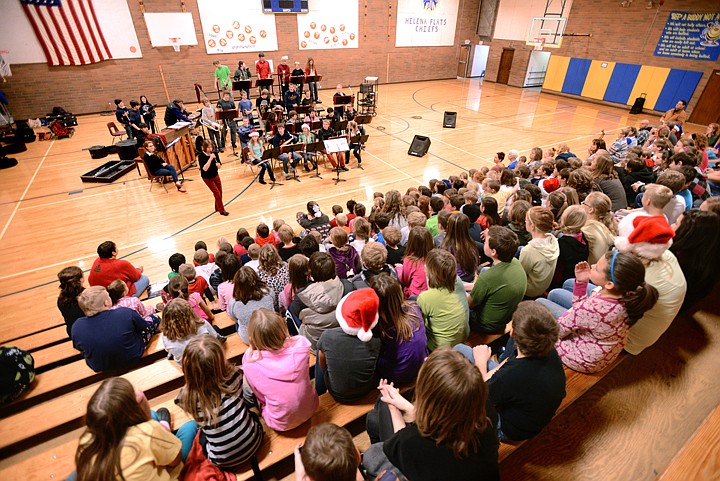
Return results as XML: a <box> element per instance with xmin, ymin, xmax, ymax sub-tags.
<box><xmin>481</xmin><ymin>0</ymin><xmax>717</xmax><ymax>115</ymax></box>
<box><xmin>5</xmin><ymin>0</ymin><xmax>482</xmax><ymax>118</ymax></box>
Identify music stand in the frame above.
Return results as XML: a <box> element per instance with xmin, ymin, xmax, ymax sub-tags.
<box><xmin>305</xmin><ymin>75</ymin><xmax>323</xmax><ymax>83</ymax></box>
<box><xmin>255</xmin><ymin>78</ymin><xmax>275</xmax><ymax>97</ymax></box>
<box><xmin>333</xmin><ymin>120</ymin><xmax>348</xmax><ymax>132</ymax></box>
<box><xmin>349</xmin><ymin>134</ymin><xmax>369</xmax><ymax>170</ymax></box>
<box><xmin>305</xmin><ymin>141</ymin><xmax>323</xmax><ymax>179</ymax></box>
<box><xmin>232</xmin><ymin>80</ymin><xmax>252</xmax><ymax>99</ymax></box>
<box><xmin>290</xmin><ymin>75</ymin><xmax>306</xmax><ymax>87</ymax></box>
<box><xmin>355</xmin><ymin>114</ymin><xmax>372</xmax><ymax>125</ymax></box>
<box><xmin>324</xmin><ymin>137</ymin><xmax>349</xmax><ymax>185</ymax></box>
<box><xmin>295</xmin><ymin>105</ymin><xmax>311</xmax><ymax>115</ymax></box>
<box><xmin>261</xmin><ymin>147</ymin><xmax>283</xmax><ymax>189</ymax></box>
<box><xmin>216</xmin><ymin>109</ymin><xmax>239</xmax><ymax>157</ymax></box>
<box><xmin>281</xmin><ymin>143</ymin><xmax>303</xmax><ymax>183</ymax></box>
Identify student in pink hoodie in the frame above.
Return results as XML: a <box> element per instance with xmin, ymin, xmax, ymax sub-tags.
<box><xmin>242</xmin><ymin>309</ymin><xmax>319</xmax><ymax>431</ymax></box>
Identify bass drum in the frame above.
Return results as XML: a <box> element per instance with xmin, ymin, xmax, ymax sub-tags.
<box><xmin>89</xmin><ymin>145</ymin><xmax>108</xmax><ymax>159</ymax></box>
<box><xmin>116</xmin><ymin>139</ymin><xmax>138</xmax><ymax>160</ymax></box>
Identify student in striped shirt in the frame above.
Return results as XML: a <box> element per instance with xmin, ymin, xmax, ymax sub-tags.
<box><xmin>177</xmin><ymin>335</ymin><xmax>264</xmax><ymax>470</ymax></box>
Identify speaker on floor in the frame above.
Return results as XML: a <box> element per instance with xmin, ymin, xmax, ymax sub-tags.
<box><xmin>408</xmin><ymin>135</ymin><xmax>431</xmax><ymax>157</ymax></box>
<box><xmin>443</xmin><ymin>111</ymin><xmax>457</xmax><ymax>128</ymax></box>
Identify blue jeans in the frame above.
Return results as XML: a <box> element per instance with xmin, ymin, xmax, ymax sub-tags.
<box><xmin>133</xmin><ymin>274</ymin><xmax>150</xmax><ymax>297</ymax></box>
<box><xmin>453</xmin><ymin>344</ymin><xmax>500</xmax><ymax>371</ymax></box>
<box><xmin>308</xmin><ymin>82</ymin><xmax>319</xmax><ymax>101</ymax></box>
<box><xmin>154</xmin><ymin>165</ymin><xmax>179</xmax><ymax>183</ymax></box>
<box><xmin>151</xmin><ymin>410</ymin><xmax>198</xmax><ymax>461</ymax></box>
<box><xmin>253</xmin><ymin>159</ymin><xmax>275</xmax><ymax>182</ymax></box>
<box><xmin>314</xmin><ymin>361</ymin><xmax>328</xmax><ymax>395</ymax></box>
<box><xmin>536</xmin><ymin>279</ymin><xmax>596</xmax><ymax>319</ymax></box>
<box><xmin>279</xmin><ymin>153</ymin><xmax>301</xmax><ymax>174</ymax></box>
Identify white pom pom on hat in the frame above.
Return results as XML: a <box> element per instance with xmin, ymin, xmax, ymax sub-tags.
<box><xmin>335</xmin><ymin>288</ymin><xmax>379</xmax><ymax>342</ymax></box>
<box><xmin>615</xmin><ymin>215</ymin><xmax>674</xmax><ymax>260</ymax></box>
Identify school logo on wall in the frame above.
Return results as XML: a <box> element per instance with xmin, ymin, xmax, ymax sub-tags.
<box><xmin>423</xmin><ymin>0</ymin><xmax>438</xmax><ymax>10</ymax></box>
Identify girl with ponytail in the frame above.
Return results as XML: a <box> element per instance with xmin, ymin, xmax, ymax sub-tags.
<box><xmin>538</xmin><ymin>252</ymin><xmax>658</xmax><ymax>374</ymax></box>
<box><xmin>581</xmin><ymin>192</ymin><xmax>617</xmax><ymax>264</ymax></box>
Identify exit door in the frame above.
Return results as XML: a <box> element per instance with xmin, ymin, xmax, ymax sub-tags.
<box><xmin>497</xmin><ymin>48</ymin><xmax>514</xmax><ymax>85</ymax></box>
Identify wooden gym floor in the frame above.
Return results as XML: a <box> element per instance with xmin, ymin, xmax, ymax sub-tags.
<box><xmin>0</xmin><ymin>78</ymin><xmax>718</xmax><ymax>480</ymax></box>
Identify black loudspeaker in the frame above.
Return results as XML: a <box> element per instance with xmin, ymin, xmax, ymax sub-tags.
<box><xmin>443</xmin><ymin>111</ymin><xmax>457</xmax><ymax>128</ymax></box>
<box><xmin>408</xmin><ymin>135</ymin><xmax>431</xmax><ymax>157</ymax></box>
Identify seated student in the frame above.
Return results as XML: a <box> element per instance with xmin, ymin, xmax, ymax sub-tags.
<box><xmin>467</xmin><ymin>226</ymin><xmax>527</xmax><ymax>334</ymax></box>
<box><xmin>192</xmin><ymin>248</ymin><xmax>216</xmax><ymax>293</ymax></box>
<box><xmin>242</xmin><ymin>309</ymin><xmax>318</xmax><ymax>431</ymax></box>
<box><xmin>315</xmin><ymin>289</ymin><xmax>382</xmax><ymax>401</ymax></box>
<box><xmin>552</xmin><ymin>206</ymin><xmax>590</xmax><ymax>289</ymax></box>
<box><xmin>519</xmin><ymin>207</ymin><xmax>559</xmax><ymax>298</ymax></box>
<box><xmin>244</xmin><ymin>243</ymin><xmax>261</xmax><ymax>271</ymax></box>
<box><xmin>506</xmin><ymin>200</ymin><xmax>531</xmax><ymax>247</ymax></box>
<box><xmin>298</xmin><ymin>200</ymin><xmax>332</xmax><ymax>242</ymax></box>
<box><xmin>621</xmin><ymin>156</ymin><xmax>656</xmax><ymax>207</ymax></box>
<box><xmin>277</xmin><ymin>224</ymin><xmax>301</xmax><ymax>261</ymax></box>
<box><xmin>192</xmin><ymin>241</ymin><xmax>215</xmax><ymax>266</ymax></box>
<box><xmin>176</xmin><ymin>336</ymin><xmax>264</xmax><ymax>470</ymax></box>
<box><xmin>370</xmin><ymin>274</ymin><xmax>427</xmax><ymax>385</ymax></box>
<box><xmin>255</xmin><ymin>222</ymin><xmax>276</xmax><ymax>247</ymax></box>
<box><xmin>217</xmin><ymin>253</ymin><xmax>241</xmax><ymax>311</ymax></box>
<box><xmin>350</xmin><ymin>217</ymin><xmax>373</xmax><ymax>256</ymax></box>
<box><xmin>336</xmin><ymin>213</ymin><xmax>351</xmax><ymax>234</ymax></box>
<box><xmin>417</xmin><ymin>249</ymin><xmax>470</xmax><ymax>351</ymax></box>
<box><xmin>655</xmin><ymin>170</ymin><xmax>687</xmax><ymax>226</ymax></box>
<box><xmin>178</xmin><ymin>263</ymin><xmax>210</xmax><ymax>301</ymax></box>
<box><xmin>257</xmin><ymin>244</ymin><xmax>289</xmax><ymax>310</ymax></box>
<box><xmin>167</xmin><ymin>275</ymin><xmax>215</xmax><ymax>323</ymax></box>
<box><xmin>74</xmin><ymin>378</ymin><xmax>197</xmax><ymax>481</ymax></box>
<box><xmin>329</xmin><ymin>205</ymin><xmax>344</xmax><ymax>228</ymax></box>
<box><xmin>397</xmin><ymin>226</ymin><xmax>433</xmax><ymax>299</ymax></box>
<box><xmin>72</xmin><ymin>286</ymin><xmax>160</xmax><ymax>372</ymax></box>
<box><xmin>88</xmin><ymin>240</ymin><xmax>149</xmax><ymax>297</ymax></box>
<box><xmin>294</xmin><ymin>423</ymin><xmax>365</xmax><ymax>481</ymax></box>
<box><xmin>581</xmin><ymin>192</ymin><xmax>617</xmax><ymax>265</ymax></box>
<box><xmin>617</xmin><ymin>184</ymin><xmax>674</xmax><ymax>236</ymax></box>
<box><xmin>141</xmin><ymin>140</ymin><xmax>186</xmax><ymax>192</ymax></box>
<box><xmin>383</xmin><ymin>226</ymin><xmax>405</xmax><ymax>266</ymax></box>
<box><xmin>363</xmin><ymin>349</ymin><xmax>499</xmax><ymax>481</ymax></box>
<box><xmin>289</xmin><ymin>252</ymin><xmax>347</xmax><ymax>352</ymax></box>
<box><xmin>107</xmin><ymin>279</ymin><xmax>155</xmax><ymax>318</ymax></box>
<box><xmin>209</xmin><ymin>249</ymin><xmax>226</xmax><ymax>294</ymax></box>
<box><xmin>455</xmin><ymin>301</ymin><xmax>566</xmax><ymax>442</ymax></box>
<box><xmin>57</xmin><ymin>266</ymin><xmax>86</xmax><ymax>337</ymax></box>
<box><xmin>348</xmin><ymin>242</ymin><xmax>398</xmax><ymax>290</ymax></box>
<box><xmin>228</xmin><ymin>266</ymin><xmax>275</xmax><ymax>344</ymax></box>
<box><xmin>432</xmin><ymin>209</ymin><xmax>451</xmax><ymax>247</ymax></box>
<box><xmin>161</xmin><ymin>298</ymin><xmax>225</xmax><ymax>364</ymax></box>
<box><xmin>399</xmin><ymin>211</ymin><xmax>427</xmax><ymax>246</ymax></box>
<box><xmin>425</xmin><ymin>196</ymin><xmax>446</xmax><ymax>236</ymax></box>
<box><xmin>327</xmin><ymin>227</ymin><xmax>361</xmax><ymax>280</ymax></box>
<box><xmin>537</xmin><ymin>253</ymin><xmax>658</xmax><ymax>374</ymax></box>
<box><xmin>167</xmin><ymin>253</ymin><xmax>186</xmax><ymax>280</ymax></box>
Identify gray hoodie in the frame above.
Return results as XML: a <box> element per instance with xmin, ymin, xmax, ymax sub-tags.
<box><xmin>519</xmin><ymin>234</ymin><xmax>560</xmax><ymax>297</ymax></box>
<box><xmin>296</xmin><ymin>278</ymin><xmax>344</xmax><ymax>352</ymax></box>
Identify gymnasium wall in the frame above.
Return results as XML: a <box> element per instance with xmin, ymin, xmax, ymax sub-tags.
<box><xmin>3</xmin><ymin>0</ymin><xmax>482</xmax><ymax>119</ymax></box>
<box><xmin>541</xmin><ymin>0</ymin><xmax>716</xmax><ymax>115</ymax></box>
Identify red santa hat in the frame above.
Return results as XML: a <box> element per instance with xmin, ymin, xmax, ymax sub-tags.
<box><xmin>615</xmin><ymin>215</ymin><xmax>674</xmax><ymax>260</ymax></box>
<box><xmin>335</xmin><ymin>289</ymin><xmax>379</xmax><ymax>342</ymax></box>
<box><xmin>542</xmin><ymin>177</ymin><xmax>560</xmax><ymax>193</ymax></box>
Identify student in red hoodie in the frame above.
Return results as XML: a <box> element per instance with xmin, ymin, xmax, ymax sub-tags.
<box><xmin>255</xmin><ymin>223</ymin><xmax>277</xmax><ymax>247</ymax></box>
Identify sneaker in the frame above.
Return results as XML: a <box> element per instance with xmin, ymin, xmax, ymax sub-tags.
<box><xmin>156</xmin><ymin>407</ymin><xmax>172</xmax><ymax>430</ymax></box>
<box><xmin>176</xmin><ymin>184</ymin><xmax>186</xmax><ymax>192</ymax></box>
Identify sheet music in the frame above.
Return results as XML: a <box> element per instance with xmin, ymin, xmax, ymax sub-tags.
<box><xmin>323</xmin><ymin>137</ymin><xmax>349</xmax><ymax>153</ymax></box>
<box><xmin>168</xmin><ymin>121</ymin><xmax>192</xmax><ymax>130</ymax></box>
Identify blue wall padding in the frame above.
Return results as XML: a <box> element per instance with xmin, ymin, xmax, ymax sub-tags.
<box><xmin>603</xmin><ymin>63</ymin><xmax>641</xmax><ymax>104</ymax></box>
<box><xmin>561</xmin><ymin>58</ymin><xmax>592</xmax><ymax>96</ymax></box>
<box><xmin>655</xmin><ymin>70</ymin><xmax>703</xmax><ymax>112</ymax></box>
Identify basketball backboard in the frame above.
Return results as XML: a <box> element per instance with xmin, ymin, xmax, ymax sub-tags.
<box><xmin>527</xmin><ymin>16</ymin><xmax>566</xmax><ymax>48</ymax></box>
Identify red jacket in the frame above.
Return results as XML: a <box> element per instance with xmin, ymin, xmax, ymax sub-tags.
<box><xmin>256</xmin><ymin>60</ymin><xmax>271</xmax><ymax>80</ymax></box>
<box><xmin>277</xmin><ymin>64</ymin><xmax>291</xmax><ymax>83</ymax></box>
<box><xmin>88</xmin><ymin>257</ymin><xmax>142</xmax><ymax>296</ymax></box>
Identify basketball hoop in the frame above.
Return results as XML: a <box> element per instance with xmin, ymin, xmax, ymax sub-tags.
<box><xmin>169</xmin><ymin>37</ymin><xmax>181</xmax><ymax>53</ymax></box>
<box><xmin>533</xmin><ymin>38</ymin><xmax>546</xmax><ymax>51</ymax></box>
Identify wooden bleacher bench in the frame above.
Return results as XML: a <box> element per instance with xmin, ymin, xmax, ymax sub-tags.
<box><xmin>656</xmin><ymin>402</ymin><xmax>720</xmax><ymax>481</ymax></box>
<box><xmin>7</xmin><ymin>326</ymin><xmax>68</xmax><ymax>352</ymax></box>
<box><xmin>0</xmin><ymin>335</ymin><xmax>248</xmax><ymax>458</ymax></box>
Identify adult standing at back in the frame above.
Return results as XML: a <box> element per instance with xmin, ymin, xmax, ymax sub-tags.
<box><xmin>88</xmin><ymin>241</ymin><xmax>149</xmax><ymax>297</ymax></box>
<box><xmin>213</xmin><ymin>60</ymin><xmax>231</xmax><ymax>94</ymax></box>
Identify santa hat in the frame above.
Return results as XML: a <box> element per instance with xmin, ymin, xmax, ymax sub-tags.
<box><xmin>542</xmin><ymin>177</ymin><xmax>560</xmax><ymax>193</ymax></box>
<box><xmin>335</xmin><ymin>289</ymin><xmax>379</xmax><ymax>342</ymax></box>
<box><xmin>615</xmin><ymin>215</ymin><xmax>674</xmax><ymax>260</ymax></box>
<box><xmin>249</xmin><ymin>130</ymin><xmax>260</xmax><ymax>138</ymax></box>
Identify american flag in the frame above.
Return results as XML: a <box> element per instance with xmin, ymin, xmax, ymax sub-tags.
<box><xmin>20</xmin><ymin>0</ymin><xmax>112</xmax><ymax>66</ymax></box>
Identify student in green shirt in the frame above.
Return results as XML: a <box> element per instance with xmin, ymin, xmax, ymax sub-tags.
<box><xmin>467</xmin><ymin>226</ymin><xmax>528</xmax><ymax>334</ymax></box>
<box><xmin>417</xmin><ymin>249</ymin><xmax>469</xmax><ymax>351</ymax></box>
<box><xmin>213</xmin><ymin>60</ymin><xmax>231</xmax><ymax>93</ymax></box>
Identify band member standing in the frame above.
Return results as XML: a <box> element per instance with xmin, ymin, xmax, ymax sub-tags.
<box><xmin>127</xmin><ymin>100</ymin><xmax>143</xmax><ymax>139</ymax></box>
<box><xmin>201</xmin><ymin>98</ymin><xmax>222</xmax><ymax>151</ymax></box>
<box><xmin>318</xmin><ymin>118</ymin><xmax>346</xmax><ymax>171</ymax></box>
<box><xmin>305</xmin><ymin>58</ymin><xmax>321</xmax><ymax>103</ymax></box>
<box><xmin>217</xmin><ymin>91</ymin><xmax>238</xmax><ymax>152</ymax></box>
<box><xmin>247</xmin><ymin>131</ymin><xmax>275</xmax><ymax>185</ymax></box>
<box><xmin>233</xmin><ymin>60</ymin><xmax>252</xmax><ymax>98</ymax></box>
<box><xmin>199</xmin><ymin>140</ymin><xmax>228</xmax><ymax>216</ymax></box>
<box><xmin>238</xmin><ymin>90</ymin><xmax>254</xmax><ymax>122</ymax></box>
<box><xmin>143</xmin><ymin>141</ymin><xmax>187</xmax><ymax>192</ymax></box>
<box><xmin>213</xmin><ymin>60</ymin><xmax>232</xmax><ymax>94</ymax></box>
<box><xmin>291</xmin><ymin>61</ymin><xmax>305</xmax><ymax>90</ymax></box>
<box><xmin>256</xmin><ymin>53</ymin><xmax>271</xmax><ymax>80</ymax></box>
<box><xmin>139</xmin><ymin>95</ymin><xmax>157</xmax><ymax>133</ymax></box>
<box><xmin>270</xmin><ymin>124</ymin><xmax>301</xmax><ymax>179</ymax></box>
<box><xmin>114</xmin><ymin>99</ymin><xmax>132</xmax><ymax>139</ymax></box>
<box><xmin>277</xmin><ymin>56</ymin><xmax>291</xmax><ymax>96</ymax></box>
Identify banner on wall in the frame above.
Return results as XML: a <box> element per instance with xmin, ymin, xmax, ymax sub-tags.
<box><xmin>197</xmin><ymin>0</ymin><xmax>279</xmax><ymax>54</ymax></box>
<box><xmin>395</xmin><ymin>0</ymin><xmax>459</xmax><ymax>47</ymax></box>
<box><xmin>296</xmin><ymin>0</ymin><xmax>358</xmax><ymax>50</ymax></box>
<box><xmin>0</xmin><ymin>0</ymin><xmax>142</xmax><ymax>65</ymax></box>
<box><xmin>655</xmin><ymin>11</ymin><xmax>720</xmax><ymax>61</ymax></box>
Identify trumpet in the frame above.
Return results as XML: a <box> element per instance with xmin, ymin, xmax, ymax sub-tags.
<box><xmin>201</xmin><ymin>118</ymin><xmax>221</xmax><ymax>132</ymax></box>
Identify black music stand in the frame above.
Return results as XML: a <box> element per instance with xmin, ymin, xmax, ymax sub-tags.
<box><xmin>290</xmin><ymin>75</ymin><xmax>306</xmax><ymax>86</ymax></box>
<box><xmin>333</xmin><ymin>120</ymin><xmax>348</xmax><ymax>132</ymax></box>
<box><xmin>216</xmin><ymin>109</ymin><xmax>239</xmax><ymax>157</ymax></box>
<box><xmin>305</xmin><ymin>141</ymin><xmax>323</xmax><ymax>179</ymax></box>
<box><xmin>295</xmin><ymin>105</ymin><xmax>311</xmax><ymax>115</ymax></box>
<box><xmin>355</xmin><ymin>114</ymin><xmax>372</xmax><ymax>125</ymax></box>
<box><xmin>255</xmin><ymin>78</ymin><xmax>275</xmax><ymax>97</ymax></box>
<box><xmin>305</xmin><ymin>75</ymin><xmax>323</xmax><ymax>103</ymax></box>
<box><xmin>280</xmin><ymin>143</ymin><xmax>303</xmax><ymax>183</ymax></box>
<box><xmin>261</xmin><ymin>147</ymin><xmax>283</xmax><ymax>190</ymax></box>
<box><xmin>349</xmin><ymin>134</ymin><xmax>370</xmax><ymax>170</ymax></box>
<box><xmin>232</xmin><ymin>80</ymin><xmax>252</xmax><ymax>99</ymax></box>
<box><xmin>333</xmin><ymin>94</ymin><xmax>354</xmax><ymax>116</ymax></box>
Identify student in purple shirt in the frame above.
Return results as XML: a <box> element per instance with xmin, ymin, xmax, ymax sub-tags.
<box><xmin>369</xmin><ymin>273</ymin><xmax>428</xmax><ymax>385</ymax></box>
